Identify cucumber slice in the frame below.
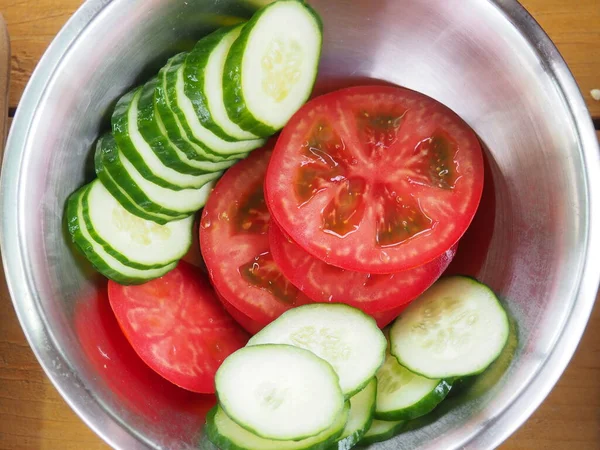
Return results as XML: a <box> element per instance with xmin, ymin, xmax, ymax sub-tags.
<box><xmin>216</xmin><ymin>344</ymin><xmax>344</xmax><ymax>441</ymax></box>
<box><xmin>137</xmin><ymin>78</ymin><xmax>242</xmax><ymax>175</ymax></box>
<box><xmin>95</xmin><ymin>133</ymin><xmax>218</xmax><ymax>218</ymax></box>
<box><xmin>156</xmin><ymin>54</ymin><xmax>244</xmax><ymax>163</ymax></box>
<box><xmin>205</xmin><ymin>404</ymin><xmax>349</xmax><ymax>450</ymax></box>
<box><xmin>66</xmin><ymin>184</ymin><xmax>176</xmax><ymax>284</ymax></box>
<box><xmin>330</xmin><ymin>378</ymin><xmax>376</xmax><ymax>450</ymax></box>
<box><xmin>113</xmin><ymin>86</ymin><xmax>220</xmax><ymax>190</ymax></box>
<box><xmin>459</xmin><ymin>314</ymin><xmax>519</xmax><ymax>400</ymax></box>
<box><xmin>164</xmin><ymin>52</ymin><xmax>266</xmax><ymax>155</ymax></box>
<box><xmin>223</xmin><ymin>0</ymin><xmax>322</xmax><ymax>136</ymax></box>
<box><xmin>358</xmin><ymin>419</ymin><xmax>406</xmax><ymax>446</ymax></box>
<box><xmin>81</xmin><ymin>180</ymin><xmax>193</xmax><ymax>270</ymax></box>
<box><xmin>96</xmin><ymin>157</ymin><xmax>186</xmax><ymax>225</ymax></box>
<box><xmin>185</xmin><ymin>25</ymin><xmax>260</xmax><ymax>141</ymax></box>
<box><xmin>95</xmin><ymin>135</ymin><xmax>188</xmax><ymax>224</ymax></box>
<box><xmin>375</xmin><ymin>351</ymin><xmax>451</xmax><ymax>421</ymax></box>
<box><xmin>184</xmin><ymin>26</ymin><xmax>260</xmax><ymax>141</ymax></box>
<box><xmin>390</xmin><ymin>276</ymin><xmax>510</xmax><ymax>379</ymax></box>
<box><xmin>247</xmin><ymin>304</ymin><xmax>387</xmax><ymax>398</ymax></box>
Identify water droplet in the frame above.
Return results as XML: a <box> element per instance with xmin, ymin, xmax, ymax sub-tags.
<box><xmin>380</xmin><ymin>251</ymin><xmax>391</xmax><ymax>263</ymax></box>
<box><xmin>327</xmin><ymin>295</ymin><xmax>334</xmax><ymax>302</ymax></box>
<box><xmin>200</xmin><ymin>216</ymin><xmax>211</xmax><ymax>229</ymax></box>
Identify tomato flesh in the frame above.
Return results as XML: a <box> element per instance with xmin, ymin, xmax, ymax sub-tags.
<box><xmin>75</xmin><ymin>286</ymin><xmax>215</xmax><ymax>425</ymax></box>
<box><xmin>108</xmin><ymin>261</ymin><xmax>248</xmax><ymax>393</ymax></box>
<box><xmin>200</xmin><ymin>145</ymin><xmax>311</xmax><ymax>325</ymax></box>
<box><xmin>265</xmin><ymin>85</ymin><xmax>484</xmax><ymax>273</ymax></box>
<box><xmin>215</xmin><ymin>290</ymin><xmax>264</xmax><ymax>335</ymax></box>
<box><xmin>269</xmin><ymin>222</ymin><xmax>456</xmax><ymax>313</ymax></box>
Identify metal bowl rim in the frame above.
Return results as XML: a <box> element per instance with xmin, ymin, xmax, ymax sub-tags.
<box><xmin>1</xmin><ymin>0</ymin><xmax>599</xmax><ymax>449</ymax></box>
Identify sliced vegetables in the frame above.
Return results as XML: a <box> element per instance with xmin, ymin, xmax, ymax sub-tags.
<box><xmin>205</xmin><ymin>404</ymin><xmax>349</xmax><ymax>450</ymax></box>
<box><xmin>209</xmin><ymin>304</ymin><xmax>384</xmax><ymax>449</ymax></box>
<box><xmin>60</xmin><ymin>2</ymin><xmax>518</xmax><ymax>447</ymax></box>
<box><xmin>358</xmin><ymin>419</ymin><xmax>406</xmax><ymax>446</ymax></box>
<box><xmin>264</xmin><ymin>85</ymin><xmax>484</xmax><ymax>274</ymax></box>
<box><xmin>216</xmin><ymin>344</ymin><xmax>344</xmax><ymax>440</ymax></box>
<box><xmin>223</xmin><ymin>0</ymin><xmax>323</xmax><ymax>136</ymax></box>
<box><xmin>137</xmin><ymin>77</ymin><xmax>239</xmax><ymax>174</ymax></box>
<box><xmin>330</xmin><ymin>378</ymin><xmax>377</xmax><ymax>450</ymax></box>
<box><xmin>207</xmin><ymin>284</ymin><xmax>512</xmax><ymax>449</ymax></box>
<box><xmin>184</xmin><ymin>25</ymin><xmax>260</xmax><ymax>141</ymax></box>
<box><xmin>166</xmin><ymin>52</ymin><xmax>267</xmax><ymax>154</ymax></box>
<box><xmin>375</xmin><ymin>351</ymin><xmax>451</xmax><ymax>421</ymax></box>
<box><xmin>247</xmin><ymin>304</ymin><xmax>387</xmax><ymax>397</ymax></box>
<box><xmin>113</xmin><ymin>86</ymin><xmax>219</xmax><ymax>189</ymax></box>
<box><xmin>390</xmin><ymin>276</ymin><xmax>510</xmax><ymax>379</ymax></box>
<box><xmin>66</xmin><ymin>183</ymin><xmax>177</xmax><ymax>284</ymax></box>
<box><xmin>107</xmin><ymin>261</ymin><xmax>249</xmax><ymax>393</ymax></box>
<box><xmin>95</xmin><ymin>133</ymin><xmax>219</xmax><ymax>217</ymax></box>
<box><xmin>66</xmin><ymin>0</ymin><xmax>323</xmax><ymax>284</ymax></box>
<box><xmin>81</xmin><ymin>179</ymin><xmax>193</xmax><ymax>269</ymax></box>
<box><xmin>268</xmin><ymin>222</ymin><xmax>458</xmax><ymax>313</ymax></box>
<box><xmin>200</xmin><ymin>145</ymin><xmax>311</xmax><ymax>328</ymax></box>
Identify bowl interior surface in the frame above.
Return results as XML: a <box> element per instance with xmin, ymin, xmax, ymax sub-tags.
<box><xmin>3</xmin><ymin>0</ymin><xmax>599</xmax><ymax>449</ymax></box>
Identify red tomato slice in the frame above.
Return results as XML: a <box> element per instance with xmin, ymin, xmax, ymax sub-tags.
<box><xmin>107</xmin><ymin>261</ymin><xmax>249</xmax><ymax>393</ymax></box>
<box><xmin>269</xmin><ymin>222</ymin><xmax>456</xmax><ymax>313</ymax></box>
<box><xmin>214</xmin><ymin>290</ymin><xmax>264</xmax><ymax>335</ymax></box>
<box><xmin>265</xmin><ymin>85</ymin><xmax>484</xmax><ymax>273</ymax></box>
<box><xmin>444</xmin><ymin>151</ymin><xmax>496</xmax><ymax>278</ymax></box>
<box><xmin>75</xmin><ymin>286</ymin><xmax>215</xmax><ymax>426</ymax></box>
<box><xmin>372</xmin><ymin>304</ymin><xmax>410</xmax><ymax>329</ymax></box>
<box><xmin>200</xmin><ymin>145</ymin><xmax>311</xmax><ymax>325</ymax></box>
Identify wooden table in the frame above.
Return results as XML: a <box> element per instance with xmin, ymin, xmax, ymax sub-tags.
<box><xmin>0</xmin><ymin>1</ymin><xmax>599</xmax><ymax>449</ymax></box>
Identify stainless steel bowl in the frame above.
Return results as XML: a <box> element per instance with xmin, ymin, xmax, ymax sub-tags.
<box><xmin>2</xmin><ymin>0</ymin><xmax>599</xmax><ymax>448</ymax></box>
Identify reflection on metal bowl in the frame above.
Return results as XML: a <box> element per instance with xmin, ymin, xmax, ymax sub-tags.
<box><xmin>1</xmin><ymin>0</ymin><xmax>599</xmax><ymax>449</ymax></box>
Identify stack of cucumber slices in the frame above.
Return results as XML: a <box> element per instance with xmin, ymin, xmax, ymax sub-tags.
<box><xmin>207</xmin><ymin>276</ymin><xmax>510</xmax><ymax>450</ymax></box>
<box><xmin>66</xmin><ymin>0</ymin><xmax>323</xmax><ymax>284</ymax></box>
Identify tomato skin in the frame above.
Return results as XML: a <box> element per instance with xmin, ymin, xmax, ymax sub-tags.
<box><xmin>269</xmin><ymin>222</ymin><xmax>456</xmax><ymax>313</ymax></box>
<box><xmin>444</xmin><ymin>151</ymin><xmax>496</xmax><ymax>278</ymax></box>
<box><xmin>372</xmin><ymin>303</ymin><xmax>410</xmax><ymax>329</ymax></box>
<box><xmin>218</xmin><ymin>286</ymin><xmax>399</xmax><ymax>331</ymax></box>
<box><xmin>265</xmin><ymin>85</ymin><xmax>483</xmax><ymax>274</ymax></box>
<box><xmin>108</xmin><ymin>261</ymin><xmax>249</xmax><ymax>393</ymax></box>
<box><xmin>215</xmin><ymin>290</ymin><xmax>264</xmax><ymax>335</ymax></box>
<box><xmin>200</xmin><ymin>145</ymin><xmax>311</xmax><ymax>325</ymax></box>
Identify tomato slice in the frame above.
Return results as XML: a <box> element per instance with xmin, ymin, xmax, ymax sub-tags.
<box><xmin>269</xmin><ymin>222</ymin><xmax>456</xmax><ymax>313</ymax></box>
<box><xmin>107</xmin><ymin>261</ymin><xmax>249</xmax><ymax>393</ymax></box>
<box><xmin>214</xmin><ymin>290</ymin><xmax>264</xmax><ymax>335</ymax></box>
<box><xmin>372</xmin><ymin>304</ymin><xmax>410</xmax><ymax>329</ymax></box>
<box><xmin>444</xmin><ymin>152</ymin><xmax>496</xmax><ymax>278</ymax></box>
<box><xmin>200</xmin><ymin>145</ymin><xmax>311</xmax><ymax>326</ymax></box>
<box><xmin>75</xmin><ymin>286</ymin><xmax>215</xmax><ymax>425</ymax></box>
<box><xmin>265</xmin><ymin>85</ymin><xmax>483</xmax><ymax>273</ymax></box>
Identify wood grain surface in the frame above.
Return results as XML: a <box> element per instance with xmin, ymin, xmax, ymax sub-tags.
<box><xmin>0</xmin><ymin>0</ymin><xmax>599</xmax><ymax>449</ymax></box>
